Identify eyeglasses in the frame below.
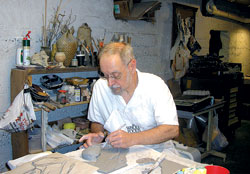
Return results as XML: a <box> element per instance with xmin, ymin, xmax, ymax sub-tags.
<box><xmin>99</xmin><ymin>72</ymin><xmax>122</xmax><ymax>80</ymax></box>
<box><xmin>98</xmin><ymin>59</ymin><xmax>133</xmax><ymax>80</ymax></box>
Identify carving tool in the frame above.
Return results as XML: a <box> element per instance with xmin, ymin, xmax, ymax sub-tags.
<box><xmin>103</xmin><ymin>124</ymin><xmax>126</xmax><ymax>149</ymax></box>
<box><xmin>43</xmin><ymin>102</ymin><xmax>56</xmax><ymax>111</ymax></box>
<box><xmin>147</xmin><ymin>152</ymin><xmax>166</xmax><ymax>174</ymax></box>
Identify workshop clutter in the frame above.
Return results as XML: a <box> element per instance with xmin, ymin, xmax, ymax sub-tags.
<box><xmin>27</xmin><ymin>22</ymin><xmax>100</xmax><ymax>68</ymax></box>
<box><xmin>29</xmin><ymin>75</ymin><xmax>95</xmax><ymax>113</ymax></box>
<box><xmin>17</xmin><ymin>0</ymin><xmax>105</xmax><ymax>68</ymax></box>
<box><xmin>0</xmin><ymin>84</ymin><xmax>36</xmax><ymax>132</ymax></box>
<box><xmin>202</xmin><ymin>115</ymin><xmax>228</xmax><ymax>151</ymax></box>
<box><xmin>28</xmin><ymin>116</ymin><xmax>90</xmax><ymax>151</ymax></box>
<box><xmin>41</xmin><ymin>117</ymin><xmax>89</xmax><ymax>149</ymax></box>
<box><xmin>46</xmin><ymin>125</ymin><xmax>74</xmax><ymax>148</ymax></box>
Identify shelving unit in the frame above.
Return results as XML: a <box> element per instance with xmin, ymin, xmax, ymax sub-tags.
<box><xmin>37</xmin><ymin>100</ymin><xmax>91</xmax><ymax>152</ymax></box>
<box><xmin>114</xmin><ymin>1</ymin><xmax>161</xmax><ymax>22</ymax></box>
<box><xmin>11</xmin><ymin>67</ymin><xmax>98</xmax><ymax>158</ymax></box>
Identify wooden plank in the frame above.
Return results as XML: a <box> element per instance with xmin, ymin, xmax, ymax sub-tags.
<box><xmin>13</xmin><ymin>66</ymin><xmax>98</xmax><ymax>75</ymax></box>
<box><xmin>11</xmin><ymin>131</ymin><xmax>29</xmax><ymax>159</ymax></box>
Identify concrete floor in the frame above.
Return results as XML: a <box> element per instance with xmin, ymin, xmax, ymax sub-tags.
<box><xmin>201</xmin><ymin>120</ymin><xmax>250</xmax><ymax>174</ymax></box>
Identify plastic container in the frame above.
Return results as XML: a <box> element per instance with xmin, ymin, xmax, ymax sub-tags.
<box><xmin>71</xmin><ymin>57</ymin><xmax>78</xmax><ymax>67</ymax></box>
<box><xmin>57</xmin><ymin>90</ymin><xmax>67</xmax><ymax>104</ymax></box>
<box><xmin>205</xmin><ymin>165</ymin><xmax>230</xmax><ymax>174</ymax></box>
<box><xmin>63</xmin><ymin>123</ymin><xmax>76</xmax><ymax>130</ymax></box>
<box><xmin>28</xmin><ymin>128</ymin><xmax>42</xmax><ymax>153</ymax></box>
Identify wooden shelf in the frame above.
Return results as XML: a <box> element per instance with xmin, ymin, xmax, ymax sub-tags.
<box><xmin>34</xmin><ymin>100</ymin><xmax>90</xmax><ymax>112</ymax></box>
<box><xmin>13</xmin><ymin>66</ymin><xmax>98</xmax><ymax>75</ymax></box>
<box><xmin>115</xmin><ymin>1</ymin><xmax>161</xmax><ymax>22</ymax></box>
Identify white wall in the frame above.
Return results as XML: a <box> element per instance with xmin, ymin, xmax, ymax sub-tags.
<box><xmin>194</xmin><ymin>3</ymin><xmax>250</xmax><ymax>74</ymax></box>
<box><xmin>0</xmin><ymin>0</ymin><xmax>250</xmax><ymax>172</ymax></box>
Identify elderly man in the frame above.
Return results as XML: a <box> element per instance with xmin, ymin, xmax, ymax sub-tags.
<box><xmin>79</xmin><ymin>42</ymin><xmax>179</xmax><ymax>149</ymax></box>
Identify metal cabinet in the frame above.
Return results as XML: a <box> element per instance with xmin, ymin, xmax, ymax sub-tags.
<box><xmin>180</xmin><ymin>72</ymin><xmax>243</xmax><ymax>140</ymax></box>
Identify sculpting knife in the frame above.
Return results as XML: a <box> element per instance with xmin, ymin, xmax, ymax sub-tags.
<box><xmin>147</xmin><ymin>153</ymin><xmax>166</xmax><ymax>174</ymax></box>
<box><xmin>103</xmin><ymin>124</ymin><xmax>126</xmax><ymax>148</ymax></box>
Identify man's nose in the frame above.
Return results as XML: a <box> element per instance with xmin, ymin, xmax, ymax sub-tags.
<box><xmin>107</xmin><ymin>78</ymin><xmax>115</xmax><ymax>87</ymax></box>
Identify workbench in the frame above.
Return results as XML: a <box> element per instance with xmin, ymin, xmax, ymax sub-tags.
<box><xmin>177</xmin><ymin>100</ymin><xmax>227</xmax><ymax>161</ymax></box>
<box><xmin>7</xmin><ymin>141</ymin><xmax>207</xmax><ymax>174</ymax></box>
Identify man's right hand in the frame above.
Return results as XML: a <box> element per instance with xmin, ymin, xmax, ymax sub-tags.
<box><xmin>79</xmin><ymin>132</ymin><xmax>105</xmax><ymax>148</ymax></box>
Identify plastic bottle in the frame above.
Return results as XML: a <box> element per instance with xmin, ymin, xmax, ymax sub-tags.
<box><xmin>74</xmin><ymin>85</ymin><xmax>81</xmax><ymax>102</ymax></box>
<box><xmin>23</xmin><ymin>31</ymin><xmax>31</xmax><ymax>66</ymax></box>
<box><xmin>16</xmin><ymin>48</ymin><xmax>23</xmax><ymax>65</ymax></box>
<box><xmin>71</xmin><ymin>57</ymin><xmax>78</xmax><ymax>67</ymax></box>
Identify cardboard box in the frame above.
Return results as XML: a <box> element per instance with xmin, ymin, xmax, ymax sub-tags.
<box><xmin>114</xmin><ymin>0</ymin><xmax>133</xmax><ymax>18</ymax></box>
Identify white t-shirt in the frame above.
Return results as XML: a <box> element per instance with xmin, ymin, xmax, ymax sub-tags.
<box><xmin>88</xmin><ymin>70</ymin><xmax>179</xmax><ymax>133</ymax></box>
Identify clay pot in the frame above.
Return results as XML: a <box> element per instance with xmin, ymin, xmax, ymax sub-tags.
<box><xmin>56</xmin><ymin>30</ymin><xmax>77</xmax><ymax>67</ymax></box>
<box><xmin>77</xmin><ymin>23</ymin><xmax>92</xmax><ymax>49</ymax></box>
<box><xmin>55</xmin><ymin>52</ymin><xmax>66</xmax><ymax>68</ymax></box>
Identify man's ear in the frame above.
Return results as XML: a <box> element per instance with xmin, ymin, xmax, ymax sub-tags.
<box><xmin>129</xmin><ymin>59</ymin><xmax>136</xmax><ymax>72</ymax></box>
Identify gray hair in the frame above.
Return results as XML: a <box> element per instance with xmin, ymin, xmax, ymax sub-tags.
<box><xmin>98</xmin><ymin>42</ymin><xmax>135</xmax><ymax>65</ymax></box>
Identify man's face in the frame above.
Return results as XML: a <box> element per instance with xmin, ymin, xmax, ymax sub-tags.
<box><xmin>100</xmin><ymin>53</ymin><xmax>132</xmax><ymax>95</ymax></box>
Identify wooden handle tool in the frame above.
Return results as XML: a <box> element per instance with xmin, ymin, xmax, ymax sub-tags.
<box><xmin>43</xmin><ymin>102</ymin><xmax>57</xmax><ymax>111</ymax></box>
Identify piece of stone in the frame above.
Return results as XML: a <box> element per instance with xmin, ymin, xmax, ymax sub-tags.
<box><xmin>81</xmin><ymin>144</ymin><xmax>102</xmax><ymax>162</ymax></box>
<box><xmin>94</xmin><ymin>147</ymin><xmax>129</xmax><ymax>174</ymax></box>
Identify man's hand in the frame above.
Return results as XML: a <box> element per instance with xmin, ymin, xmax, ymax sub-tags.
<box><xmin>107</xmin><ymin>129</ymin><xmax>134</xmax><ymax>148</ymax></box>
<box><xmin>79</xmin><ymin>132</ymin><xmax>105</xmax><ymax>148</ymax></box>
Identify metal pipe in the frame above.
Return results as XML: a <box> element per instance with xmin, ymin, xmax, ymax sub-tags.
<box><xmin>206</xmin><ymin>0</ymin><xmax>250</xmax><ymax>23</ymax></box>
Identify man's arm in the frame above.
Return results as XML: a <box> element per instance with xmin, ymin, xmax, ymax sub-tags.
<box><xmin>90</xmin><ymin>122</ymin><xmax>105</xmax><ymax>133</ymax></box>
<box><xmin>131</xmin><ymin>124</ymin><xmax>179</xmax><ymax>145</ymax></box>
<box><xmin>108</xmin><ymin>124</ymin><xmax>179</xmax><ymax>148</ymax></box>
